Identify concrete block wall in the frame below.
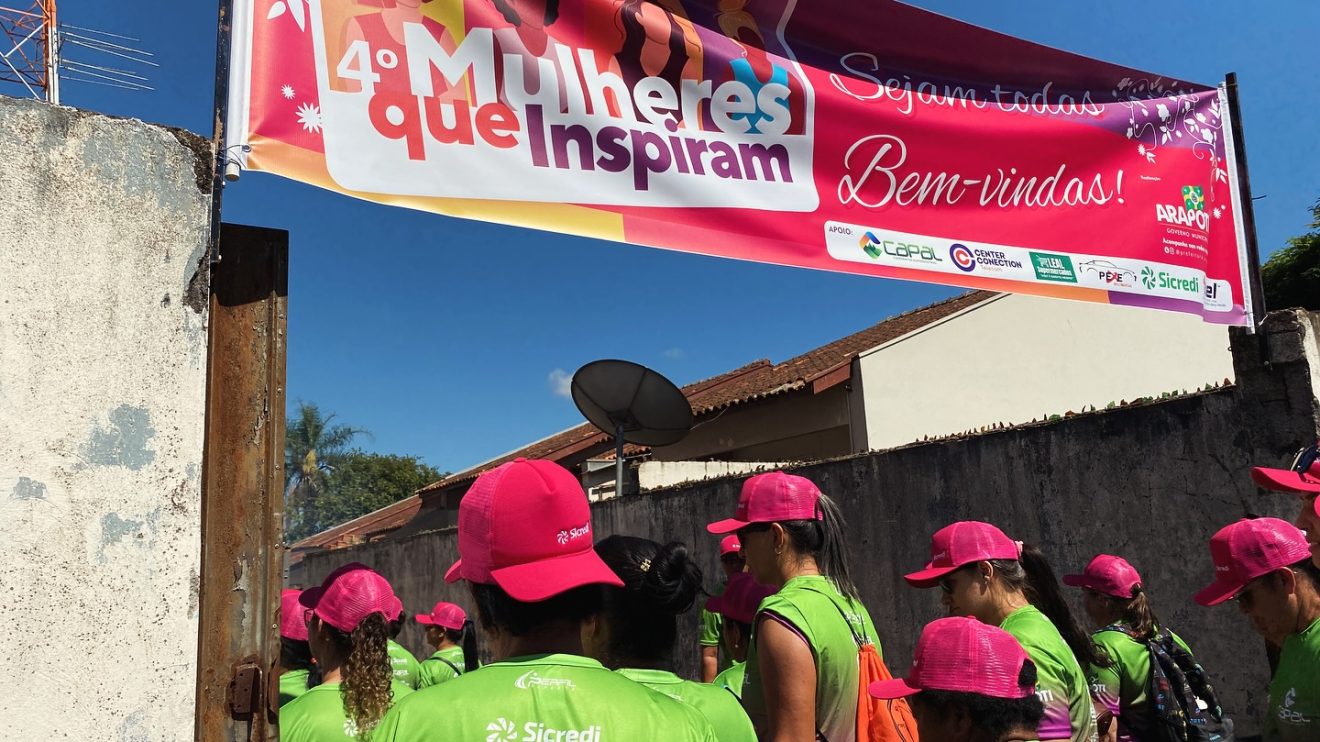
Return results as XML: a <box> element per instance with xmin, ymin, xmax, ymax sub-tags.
<box><xmin>0</xmin><ymin>98</ymin><xmax>212</xmax><ymax>740</ymax></box>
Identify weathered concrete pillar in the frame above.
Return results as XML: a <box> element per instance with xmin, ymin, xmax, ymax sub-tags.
<box><xmin>1230</xmin><ymin>310</ymin><xmax>1320</xmax><ymax>466</ymax></box>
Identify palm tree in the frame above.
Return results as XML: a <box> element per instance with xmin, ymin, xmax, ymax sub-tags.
<box><xmin>284</xmin><ymin>401</ymin><xmax>369</xmax><ymax>541</ymax></box>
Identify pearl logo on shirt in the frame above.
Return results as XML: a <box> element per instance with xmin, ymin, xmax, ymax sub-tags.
<box><xmin>515</xmin><ymin>670</ymin><xmax>576</xmax><ymax>690</ymax></box>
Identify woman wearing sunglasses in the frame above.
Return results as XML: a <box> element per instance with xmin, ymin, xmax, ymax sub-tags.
<box><xmin>906</xmin><ymin>521</ymin><xmax>1103</xmax><ymax>742</ymax></box>
<box><xmin>1251</xmin><ymin>442</ymin><xmax>1320</xmax><ymax>569</ymax></box>
<box><xmin>707</xmin><ymin>471</ymin><xmax>883</xmax><ymax>742</ymax></box>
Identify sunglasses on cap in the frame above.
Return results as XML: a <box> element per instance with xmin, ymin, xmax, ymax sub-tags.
<box><xmin>1291</xmin><ymin>444</ymin><xmax>1319</xmax><ymax>476</ymax></box>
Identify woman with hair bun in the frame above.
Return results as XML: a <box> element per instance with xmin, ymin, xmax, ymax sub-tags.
<box><xmin>416</xmin><ymin>601</ymin><xmax>480</xmax><ymax>686</ymax></box>
<box><xmin>588</xmin><ymin>535</ymin><xmax>755</xmax><ymax>742</ymax></box>
<box><xmin>280</xmin><ymin>565</ymin><xmax>414</xmax><ymax>741</ymax></box>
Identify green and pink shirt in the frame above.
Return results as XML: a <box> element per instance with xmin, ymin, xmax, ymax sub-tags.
<box><xmin>1000</xmin><ymin>605</ymin><xmax>1098</xmax><ymax>742</ymax></box>
<box><xmin>1086</xmin><ymin>627</ymin><xmax>1191</xmax><ymax>742</ymax></box>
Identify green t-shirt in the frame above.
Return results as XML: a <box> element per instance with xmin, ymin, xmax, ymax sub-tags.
<box><xmin>744</xmin><ymin>575</ymin><xmax>879</xmax><ymax>742</ymax></box>
<box><xmin>701</xmin><ymin>583</ymin><xmax>733</xmax><ymax>674</ymax></box>
<box><xmin>279</xmin><ymin>679</ymin><xmax>414</xmax><ymax>741</ymax></box>
<box><xmin>713</xmin><ymin>661</ymin><xmax>746</xmax><ymax>700</ymax></box>
<box><xmin>387</xmin><ymin>640</ymin><xmax>421</xmax><ymax>689</ymax></box>
<box><xmin>1000</xmin><ymin>605</ymin><xmax>1098</xmax><ymax>742</ymax></box>
<box><xmin>373</xmin><ymin>653</ymin><xmax>718</xmax><ymax>742</ymax></box>
<box><xmin>1086</xmin><ymin>628</ymin><xmax>1191</xmax><ymax>742</ymax></box>
<box><xmin>419</xmin><ymin>645</ymin><xmax>472</xmax><ymax>688</ymax></box>
<box><xmin>1267</xmin><ymin>616</ymin><xmax>1320</xmax><ymax>742</ymax></box>
<box><xmin>617</xmin><ymin>667</ymin><xmax>755</xmax><ymax>742</ymax></box>
<box><xmin>279</xmin><ymin>668</ymin><xmax>312</xmax><ymax>707</ymax></box>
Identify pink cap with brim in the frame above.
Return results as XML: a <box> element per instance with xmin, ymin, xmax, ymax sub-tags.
<box><xmin>1251</xmin><ymin>443</ymin><xmax>1320</xmax><ymax>499</ymax></box>
<box><xmin>443</xmin><ymin>458</ymin><xmax>623</xmax><ymax>602</ymax></box>
<box><xmin>1063</xmin><ymin>554</ymin><xmax>1143</xmax><ymax>599</ymax></box>
<box><xmin>719</xmin><ymin>535</ymin><xmax>741</xmax><ymax>556</ymax></box>
<box><xmin>905</xmin><ymin>521</ymin><xmax>1021</xmax><ymax>588</ymax></box>
<box><xmin>706</xmin><ymin>572</ymin><xmax>776</xmax><ymax>624</ymax></box>
<box><xmin>707</xmin><ymin>471</ymin><xmax>823</xmax><ymax>534</ymax></box>
<box><xmin>416</xmin><ymin>601</ymin><xmax>467</xmax><ymax>631</ymax></box>
<box><xmin>299</xmin><ymin>565</ymin><xmax>397</xmax><ymax>633</ymax></box>
<box><xmin>869</xmin><ymin>617</ymin><xmax>1036</xmax><ymax>701</ymax></box>
<box><xmin>387</xmin><ymin>596</ymin><xmax>404</xmax><ymax>621</ymax></box>
<box><xmin>1194</xmin><ymin>518</ymin><xmax>1311</xmax><ymax>606</ymax></box>
<box><xmin>280</xmin><ymin>589</ymin><xmax>309</xmax><ymax>642</ymax></box>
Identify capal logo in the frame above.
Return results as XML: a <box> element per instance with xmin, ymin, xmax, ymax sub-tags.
<box><xmin>858</xmin><ymin>231</ymin><xmax>942</xmax><ymax>263</ymax></box>
<box><xmin>487</xmin><ymin>718</ymin><xmax>604</xmax><ymax>742</ymax></box>
<box><xmin>1140</xmin><ymin>266</ymin><xmax>1201</xmax><ymax>295</ymax></box>
<box><xmin>556</xmin><ymin>523</ymin><xmax>591</xmax><ymax>545</ymax></box>
<box><xmin>1156</xmin><ymin>185</ymin><xmax>1210</xmax><ymax>230</ymax></box>
<box><xmin>515</xmin><ymin>670</ymin><xmax>576</xmax><ymax>690</ymax></box>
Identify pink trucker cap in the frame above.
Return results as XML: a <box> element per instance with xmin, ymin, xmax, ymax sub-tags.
<box><xmin>905</xmin><ymin>521</ymin><xmax>1022</xmax><ymax>588</ymax></box>
<box><xmin>1194</xmin><ymin>518</ymin><xmax>1312</xmax><ymax>606</ymax></box>
<box><xmin>719</xmin><ymin>535</ymin><xmax>742</xmax><ymax>556</ymax></box>
<box><xmin>1251</xmin><ymin>443</ymin><xmax>1320</xmax><ymax>499</ymax></box>
<box><xmin>280</xmin><ymin>589</ymin><xmax>309</xmax><ymax>642</ymax></box>
<box><xmin>299</xmin><ymin>564</ymin><xmax>397</xmax><ymax>633</ymax></box>
<box><xmin>444</xmin><ymin>458</ymin><xmax>623</xmax><ymax>601</ymax></box>
<box><xmin>707</xmin><ymin>471</ymin><xmax>823</xmax><ymax>534</ymax></box>
<box><xmin>706</xmin><ymin>572</ymin><xmax>776</xmax><ymax>625</ymax></box>
<box><xmin>869</xmin><ymin>617</ymin><xmax>1036</xmax><ymax>701</ymax></box>
<box><xmin>1064</xmin><ymin>554</ymin><xmax>1143</xmax><ymax>599</ymax></box>
<box><xmin>416</xmin><ymin>601</ymin><xmax>467</xmax><ymax>631</ymax></box>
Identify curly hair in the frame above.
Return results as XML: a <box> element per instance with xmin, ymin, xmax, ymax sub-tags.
<box><xmin>325</xmin><ymin>612</ymin><xmax>393</xmax><ymax>738</ymax></box>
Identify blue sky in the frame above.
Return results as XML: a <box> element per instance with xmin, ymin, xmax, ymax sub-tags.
<box><xmin>48</xmin><ymin>0</ymin><xmax>1319</xmax><ymax>474</ymax></box>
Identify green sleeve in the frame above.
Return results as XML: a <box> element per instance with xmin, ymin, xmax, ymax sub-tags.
<box><xmin>419</xmin><ymin>658</ymin><xmax>460</xmax><ymax>688</ymax></box>
<box><xmin>699</xmin><ymin>609</ymin><xmax>721</xmax><ymax>647</ymax></box>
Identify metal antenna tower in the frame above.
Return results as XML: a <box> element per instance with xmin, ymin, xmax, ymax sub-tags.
<box><xmin>0</xmin><ymin>0</ymin><xmax>155</xmax><ymax>103</ymax></box>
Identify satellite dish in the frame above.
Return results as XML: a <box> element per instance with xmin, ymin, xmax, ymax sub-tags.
<box><xmin>571</xmin><ymin>360</ymin><xmax>693</xmax><ymax>495</ymax></box>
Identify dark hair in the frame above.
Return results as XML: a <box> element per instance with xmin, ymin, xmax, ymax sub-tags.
<box><xmin>321</xmin><ymin>613</ymin><xmax>393</xmax><ymax>737</ymax></box>
<box><xmin>489</xmin><ymin>0</ymin><xmax>560</xmax><ymax>26</ymax></box>
<box><xmin>594</xmin><ymin>536</ymin><xmax>705</xmax><ymax>666</ymax></box>
<box><xmin>389</xmin><ymin>617</ymin><xmax>404</xmax><ymax>640</ymax></box>
<box><xmin>778</xmin><ymin>493</ymin><xmax>860</xmax><ymax>601</ymax></box>
<box><xmin>1116</xmin><ymin>585</ymin><xmax>1161</xmax><ymax>640</ymax></box>
<box><xmin>445</xmin><ymin>620</ymin><xmax>481</xmax><ymax>673</ymax></box>
<box><xmin>911</xmin><ymin>661</ymin><xmax>1045</xmax><ymax>739</ymax></box>
<box><xmin>989</xmin><ymin>545</ymin><xmax>1112</xmax><ymax>669</ymax></box>
<box><xmin>281</xmin><ymin>637</ymin><xmax>323</xmax><ymax>688</ymax></box>
<box><xmin>1294</xmin><ymin>557</ymin><xmax>1320</xmax><ymax>588</ymax></box>
<box><xmin>470</xmin><ymin>582</ymin><xmax>601</xmax><ymax>637</ymax></box>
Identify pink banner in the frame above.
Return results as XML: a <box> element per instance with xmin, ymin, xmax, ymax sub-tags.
<box><xmin>227</xmin><ymin>0</ymin><xmax>1252</xmax><ymax>324</ymax></box>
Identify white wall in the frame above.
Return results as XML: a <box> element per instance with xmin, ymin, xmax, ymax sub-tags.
<box><xmin>0</xmin><ymin>99</ymin><xmax>210</xmax><ymax>739</ymax></box>
<box><xmin>859</xmin><ymin>294</ymin><xmax>1234</xmax><ymax>451</ymax></box>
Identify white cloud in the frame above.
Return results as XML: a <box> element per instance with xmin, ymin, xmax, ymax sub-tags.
<box><xmin>547</xmin><ymin>369</ymin><xmax>573</xmax><ymax>398</ymax></box>
<box><xmin>662</xmin><ymin>347</ymin><xmax>685</xmax><ymax>360</ymax></box>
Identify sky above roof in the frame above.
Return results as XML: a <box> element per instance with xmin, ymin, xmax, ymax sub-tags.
<box><xmin>46</xmin><ymin>0</ymin><xmax>1319</xmax><ymax>473</ymax></box>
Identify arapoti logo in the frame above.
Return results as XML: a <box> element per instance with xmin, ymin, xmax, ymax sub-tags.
<box><xmin>949</xmin><ymin>244</ymin><xmax>976</xmax><ymax>272</ymax></box>
<box><xmin>1156</xmin><ymin>185</ymin><xmax>1210</xmax><ymax>230</ymax></box>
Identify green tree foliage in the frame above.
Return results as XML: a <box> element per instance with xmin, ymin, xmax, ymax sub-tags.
<box><xmin>1261</xmin><ymin>198</ymin><xmax>1320</xmax><ymax>311</ymax></box>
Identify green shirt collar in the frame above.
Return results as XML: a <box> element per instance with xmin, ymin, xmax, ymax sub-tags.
<box><xmin>615</xmin><ymin>667</ymin><xmax>684</xmax><ymax>685</ymax></box>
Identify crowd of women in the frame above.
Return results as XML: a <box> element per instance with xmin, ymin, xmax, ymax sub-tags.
<box><xmin>278</xmin><ymin>443</ymin><xmax>1320</xmax><ymax>742</ymax></box>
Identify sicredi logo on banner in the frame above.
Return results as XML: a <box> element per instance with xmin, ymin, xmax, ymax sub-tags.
<box><xmin>1140</xmin><ymin>266</ymin><xmax>1201</xmax><ymax>295</ymax></box>
<box><xmin>308</xmin><ymin>0</ymin><xmax>817</xmax><ymax>210</ymax></box>
<box><xmin>1029</xmin><ymin>252</ymin><xmax>1077</xmax><ymax>283</ymax></box>
<box><xmin>1156</xmin><ymin>185</ymin><xmax>1210</xmax><ymax>230</ymax></box>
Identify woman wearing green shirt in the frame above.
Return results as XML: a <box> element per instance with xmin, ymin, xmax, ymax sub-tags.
<box><xmin>707</xmin><ymin>572</ymin><xmax>777</xmax><ymax>699</ymax></box>
<box><xmin>906</xmin><ymin>521</ymin><xmax>1103</xmax><ymax>742</ymax></box>
<box><xmin>586</xmin><ymin>535</ymin><xmax>756</xmax><ymax>742</ymax></box>
<box><xmin>279</xmin><ymin>588</ymin><xmax>320</xmax><ymax>707</ymax></box>
<box><xmin>708</xmin><ymin>470</ymin><xmax>882</xmax><ymax>742</ymax></box>
<box><xmin>415</xmin><ymin>601</ymin><xmax>479</xmax><ymax>687</ymax></box>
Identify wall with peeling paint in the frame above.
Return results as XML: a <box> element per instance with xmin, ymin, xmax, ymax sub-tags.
<box><xmin>0</xmin><ymin>98</ymin><xmax>211</xmax><ymax>740</ymax></box>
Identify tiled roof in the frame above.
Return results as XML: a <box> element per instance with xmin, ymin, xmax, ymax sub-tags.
<box><xmin>288</xmin><ymin>494</ymin><xmax>422</xmax><ymax>560</ymax></box>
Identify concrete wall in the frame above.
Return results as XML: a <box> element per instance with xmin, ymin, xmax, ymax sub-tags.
<box><xmin>0</xmin><ymin>98</ymin><xmax>211</xmax><ymax>740</ymax></box>
<box><xmin>860</xmin><ymin>293</ymin><xmax>1236</xmax><ymax>451</ymax></box>
<box><xmin>304</xmin><ymin>310</ymin><xmax>1320</xmax><ymax>737</ymax></box>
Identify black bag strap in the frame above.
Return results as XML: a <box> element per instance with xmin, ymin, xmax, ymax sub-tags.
<box><xmin>432</xmin><ymin>656</ymin><xmax>463</xmax><ymax>676</ymax></box>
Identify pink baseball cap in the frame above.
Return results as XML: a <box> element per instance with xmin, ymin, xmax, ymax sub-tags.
<box><xmin>443</xmin><ymin>458</ymin><xmax>623</xmax><ymax>601</ymax></box>
<box><xmin>1063</xmin><ymin>555</ymin><xmax>1143</xmax><ymax>599</ymax></box>
<box><xmin>416</xmin><ymin>601</ymin><xmax>467</xmax><ymax>631</ymax></box>
<box><xmin>905</xmin><ymin>521</ymin><xmax>1022</xmax><ymax>588</ymax></box>
<box><xmin>719</xmin><ymin>535</ymin><xmax>742</xmax><ymax>557</ymax></box>
<box><xmin>1194</xmin><ymin>518</ymin><xmax>1312</xmax><ymax>606</ymax></box>
<box><xmin>280</xmin><ymin>589</ymin><xmax>309</xmax><ymax>642</ymax></box>
<box><xmin>387</xmin><ymin>596</ymin><xmax>405</xmax><ymax>622</ymax></box>
<box><xmin>1251</xmin><ymin>443</ymin><xmax>1320</xmax><ymax>499</ymax></box>
<box><xmin>869</xmin><ymin>617</ymin><xmax>1036</xmax><ymax>700</ymax></box>
<box><xmin>707</xmin><ymin>471</ymin><xmax>823</xmax><ymax>534</ymax></box>
<box><xmin>706</xmin><ymin>572</ymin><xmax>776</xmax><ymax>624</ymax></box>
<box><xmin>299</xmin><ymin>564</ymin><xmax>397</xmax><ymax>633</ymax></box>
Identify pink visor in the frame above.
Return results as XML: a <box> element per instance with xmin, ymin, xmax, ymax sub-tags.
<box><xmin>1063</xmin><ymin>554</ymin><xmax>1143</xmax><ymax>599</ymax></box>
<box><xmin>280</xmin><ymin>589</ymin><xmax>308</xmax><ymax>642</ymax></box>
<box><xmin>299</xmin><ymin>564</ymin><xmax>397</xmax><ymax>633</ymax></box>
<box><xmin>707</xmin><ymin>471</ymin><xmax>823</xmax><ymax>534</ymax></box>
<box><xmin>416</xmin><ymin>601</ymin><xmax>467</xmax><ymax>631</ymax></box>
<box><xmin>706</xmin><ymin>572</ymin><xmax>776</xmax><ymax>625</ymax></box>
<box><xmin>719</xmin><ymin>535</ymin><xmax>742</xmax><ymax>557</ymax></box>
<box><xmin>869</xmin><ymin>617</ymin><xmax>1036</xmax><ymax>700</ymax></box>
<box><xmin>1194</xmin><ymin>517</ymin><xmax>1311</xmax><ymax>606</ymax></box>
<box><xmin>1251</xmin><ymin>443</ymin><xmax>1320</xmax><ymax>498</ymax></box>
<box><xmin>905</xmin><ymin>521</ymin><xmax>1021</xmax><ymax>588</ymax></box>
<box><xmin>444</xmin><ymin>458</ymin><xmax>623</xmax><ymax>602</ymax></box>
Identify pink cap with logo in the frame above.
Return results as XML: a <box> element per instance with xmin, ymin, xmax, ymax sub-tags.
<box><xmin>443</xmin><ymin>458</ymin><xmax>623</xmax><ymax>601</ymax></box>
<box><xmin>1251</xmin><ymin>443</ymin><xmax>1320</xmax><ymax>501</ymax></box>
<box><xmin>719</xmin><ymin>535</ymin><xmax>742</xmax><ymax>556</ymax></box>
<box><xmin>416</xmin><ymin>601</ymin><xmax>467</xmax><ymax>631</ymax></box>
<box><xmin>298</xmin><ymin>564</ymin><xmax>398</xmax><ymax>633</ymax></box>
<box><xmin>905</xmin><ymin>521</ymin><xmax>1022</xmax><ymax>588</ymax></box>
<box><xmin>706</xmin><ymin>572</ymin><xmax>776</xmax><ymax>624</ymax></box>
<box><xmin>869</xmin><ymin>617</ymin><xmax>1036</xmax><ymax>700</ymax></box>
<box><xmin>1063</xmin><ymin>554</ymin><xmax>1143</xmax><ymax>599</ymax></box>
<box><xmin>707</xmin><ymin>471</ymin><xmax>823</xmax><ymax>534</ymax></box>
<box><xmin>1194</xmin><ymin>518</ymin><xmax>1312</xmax><ymax>606</ymax></box>
<box><xmin>280</xmin><ymin>589</ymin><xmax>309</xmax><ymax>642</ymax></box>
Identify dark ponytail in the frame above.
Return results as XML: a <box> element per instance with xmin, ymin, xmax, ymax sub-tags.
<box><xmin>1119</xmin><ymin>586</ymin><xmax>1161</xmax><ymax>640</ymax></box>
<box><xmin>329</xmin><ymin>612</ymin><xmax>394</xmax><ymax>738</ymax></box>
<box><xmin>446</xmin><ymin>620</ymin><xmax>480</xmax><ymax>673</ymax></box>
<box><xmin>281</xmin><ymin>637</ymin><xmax>322</xmax><ymax>688</ymax></box>
<box><xmin>990</xmin><ymin>545</ymin><xmax>1112</xmax><ymax>669</ymax></box>
<box><xmin>780</xmin><ymin>493</ymin><xmax>860</xmax><ymax>601</ymax></box>
<box><xmin>594</xmin><ymin>535</ymin><xmax>705</xmax><ymax>665</ymax></box>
